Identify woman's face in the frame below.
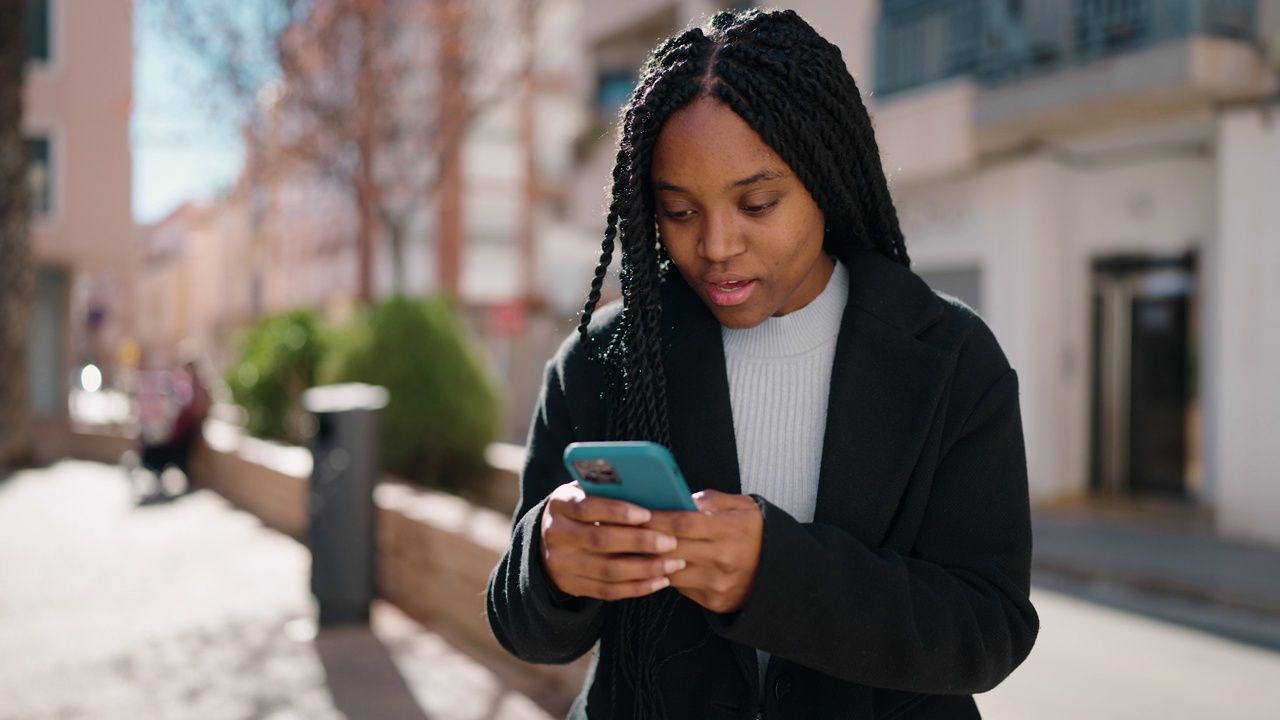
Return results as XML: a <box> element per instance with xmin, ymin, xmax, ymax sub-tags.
<box><xmin>651</xmin><ymin>97</ymin><xmax>833</xmax><ymax>330</ymax></box>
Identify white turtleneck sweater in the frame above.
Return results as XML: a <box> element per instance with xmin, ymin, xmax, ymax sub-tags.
<box><xmin>720</xmin><ymin>257</ymin><xmax>848</xmax><ymax>690</ymax></box>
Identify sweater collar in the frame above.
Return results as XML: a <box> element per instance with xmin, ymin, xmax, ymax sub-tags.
<box><xmin>661</xmin><ymin>246</ymin><xmax>954</xmax><ymax>547</ymax></box>
<box><xmin>721</xmin><ymin>259</ymin><xmax>849</xmax><ymax>359</ymax></box>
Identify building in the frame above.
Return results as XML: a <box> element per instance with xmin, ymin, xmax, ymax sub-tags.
<box><xmin>149</xmin><ymin>0</ymin><xmax>593</xmax><ymax>440</ymax></box>
<box><xmin>227</xmin><ymin>0</ymin><xmax>590</xmax><ymax>311</ymax></box>
<box><xmin>571</xmin><ymin>0</ymin><xmax>1280</xmax><ymax>546</ymax></box>
<box><xmin>23</xmin><ymin>0</ymin><xmax>135</xmax><ymax>447</ymax></box>
<box><xmin>134</xmin><ymin>198</ymin><xmax>255</xmax><ymax>373</ymax></box>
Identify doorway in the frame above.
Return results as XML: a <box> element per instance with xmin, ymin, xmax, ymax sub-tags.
<box><xmin>1090</xmin><ymin>253</ymin><xmax>1197</xmax><ymax>498</ymax></box>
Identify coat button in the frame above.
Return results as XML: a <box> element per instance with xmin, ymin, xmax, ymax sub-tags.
<box><xmin>774</xmin><ymin>673</ymin><xmax>793</xmax><ymax>700</ymax></box>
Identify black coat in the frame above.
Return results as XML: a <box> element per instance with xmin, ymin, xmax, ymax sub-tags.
<box><xmin>487</xmin><ymin>249</ymin><xmax>1039</xmax><ymax>719</ymax></box>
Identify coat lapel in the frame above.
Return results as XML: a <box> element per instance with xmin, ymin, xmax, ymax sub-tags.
<box><xmin>660</xmin><ymin>277</ymin><xmax>742</xmax><ymax>497</ymax></box>
<box><xmin>655</xmin><ymin>253</ymin><xmax>956</xmax><ymax>690</ymax></box>
<box><xmin>813</xmin><ymin>251</ymin><xmax>955</xmax><ymax>546</ymax></box>
<box><xmin>658</xmin><ymin>277</ymin><xmax>757</xmax><ymax>689</ymax></box>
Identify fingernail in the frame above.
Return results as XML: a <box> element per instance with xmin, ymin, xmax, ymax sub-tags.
<box><xmin>663</xmin><ymin>559</ymin><xmax>686</xmax><ymax>574</ymax></box>
<box><xmin>629</xmin><ymin>508</ymin><xmax>652</xmax><ymax>524</ymax></box>
<box><xmin>656</xmin><ymin>535</ymin><xmax>677</xmax><ymax>552</ymax></box>
<box><xmin>652</xmin><ymin>577</ymin><xmax>670</xmax><ymax>591</ymax></box>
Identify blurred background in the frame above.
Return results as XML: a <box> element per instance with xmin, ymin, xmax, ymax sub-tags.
<box><xmin>2</xmin><ymin>0</ymin><xmax>1280</xmax><ymax>718</ymax></box>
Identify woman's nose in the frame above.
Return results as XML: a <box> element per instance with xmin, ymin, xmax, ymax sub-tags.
<box><xmin>698</xmin><ymin>213</ymin><xmax>745</xmax><ymax>262</ymax></box>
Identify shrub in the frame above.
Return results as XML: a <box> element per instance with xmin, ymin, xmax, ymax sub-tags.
<box><xmin>225</xmin><ymin>310</ymin><xmax>326</xmax><ymax>444</ymax></box>
<box><xmin>320</xmin><ymin>295</ymin><xmax>499</xmax><ymax>491</ymax></box>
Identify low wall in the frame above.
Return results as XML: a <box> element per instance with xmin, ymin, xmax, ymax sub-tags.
<box><xmin>375</xmin><ymin>482</ymin><xmax>588</xmax><ymax>710</ymax></box>
<box><xmin>55</xmin><ymin>420</ymin><xmax>586</xmax><ymax>713</ymax></box>
<box><xmin>196</xmin><ymin>422</ymin><xmax>311</xmax><ymax>539</ymax></box>
<box><xmin>32</xmin><ymin>416</ymin><xmax>136</xmax><ymax>466</ymax></box>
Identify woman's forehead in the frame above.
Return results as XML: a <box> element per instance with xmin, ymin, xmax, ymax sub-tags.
<box><xmin>652</xmin><ymin>98</ymin><xmax>791</xmax><ymax>187</ymax></box>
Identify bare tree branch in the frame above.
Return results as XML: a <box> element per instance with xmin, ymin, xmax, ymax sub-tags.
<box><xmin>156</xmin><ymin>0</ymin><xmax>522</xmax><ymax>299</ymax></box>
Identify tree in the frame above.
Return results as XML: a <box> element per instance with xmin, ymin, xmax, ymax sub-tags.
<box><xmin>160</xmin><ymin>0</ymin><xmax>515</xmax><ymax>301</ymax></box>
<box><xmin>0</xmin><ymin>1</ymin><xmax>34</xmax><ymax>467</ymax></box>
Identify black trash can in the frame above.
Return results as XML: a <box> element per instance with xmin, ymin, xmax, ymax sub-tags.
<box><xmin>303</xmin><ymin>383</ymin><xmax>389</xmax><ymax>625</ymax></box>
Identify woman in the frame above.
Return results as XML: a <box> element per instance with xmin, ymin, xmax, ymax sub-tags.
<box><xmin>487</xmin><ymin>9</ymin><xmax>1038</xmax><ymax>719</ymax></box>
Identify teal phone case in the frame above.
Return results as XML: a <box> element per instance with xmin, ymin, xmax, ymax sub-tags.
<box><xmin>563</xmin><ymin>441</ymin><xmax>697</xmax><ymax>512</ymax></box>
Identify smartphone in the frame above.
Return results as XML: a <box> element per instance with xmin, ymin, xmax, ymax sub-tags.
<box><xmin>563</xmin><ymin>441</ymin><xmax>698</xmax><ymax>512</ymax></box>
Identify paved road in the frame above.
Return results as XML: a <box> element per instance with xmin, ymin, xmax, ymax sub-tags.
<box><xmin>0</xmin><ymin>460</ymin><xmax>550</xmax><ymax>720</ymax></box>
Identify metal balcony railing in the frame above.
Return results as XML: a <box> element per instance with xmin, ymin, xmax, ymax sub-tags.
<box><xmin>875</xmin><ymin>0</ymin><xmax>1258</xmax><ymax>98</ymax></box>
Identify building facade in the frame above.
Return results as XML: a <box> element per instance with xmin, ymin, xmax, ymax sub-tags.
<box><xmin>23</xmin><ymin>0</ymin><xmax>135</xmax><ymax>438</ymax></box>
<box><xmin>146</xmin><ymin>0</ymin><xmax>594</xmax><ymax>441</ymax></box>
<box><xmin>134</xmin><ymin>198</ymin><xmax>256</xmax><ymax>373</ymax></box>
<box><xmin>571</xmin><ymin>0</ymin><xmax>1280</xmax><ymax>545</ymax></box>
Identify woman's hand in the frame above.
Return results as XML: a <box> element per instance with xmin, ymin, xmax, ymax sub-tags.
<box><xmin>540</xmin><ymin>482</ymin><xmax>687</xmax><ymax>601</ymax></box>
<box><xmin>645</xmin><ymin>490</ymin><xmax>763</xmax><ymax>614</ymax></box>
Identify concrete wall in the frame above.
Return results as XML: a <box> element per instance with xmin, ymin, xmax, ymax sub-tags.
<box><xmin>1211</xmin><ymin>108</ymin><xmax>1280</xmax><ymax>546</ymax></box>
<box><xmin>874</xmin><ymin>80</ymin><xmax>979</xmax><ymax>187</ymax></box>
<box><xmin>193</xmin><ymin>421</ymin><xmax>590</xmax><ymax>710</ymax></box>
<box><xmin>897</xmin><ymin>158</ymin><xmax>1070</xmax><ymax>503</ymax></box>
<box><xmin>898</xmin><ymin>134</ymin><xmax>1218</xmax><ymax>507</ymax></box>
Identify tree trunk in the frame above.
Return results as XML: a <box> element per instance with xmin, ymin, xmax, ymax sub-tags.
<box><xmin>436</xmin><ymin>0</ymin><xmax>467</xmax><ymax>302</ymax></box>
<box><xmin>0</xmin><ymin>1</ymin><xmax>35</xmax><ymax>467</ymax></box>
<box><xmin>352</xmin><ymin>0</ymin><xmax>382</xmax><ymax>304</ymax></box>
<box><xmin>384</xmin><ymin>213</ymin><xmax>406</xmax><ymax>294</ymax></box>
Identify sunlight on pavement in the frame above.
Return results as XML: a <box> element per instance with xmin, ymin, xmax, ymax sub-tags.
<box><xmin>0</xmin><ymin>460</ymin><xmax>551</xmax><ymax>720</ymax></box>
<box><xmin>979</xmin><ymin>587</ymin><xmax>1280</xmax><ymax>720</ymax></box>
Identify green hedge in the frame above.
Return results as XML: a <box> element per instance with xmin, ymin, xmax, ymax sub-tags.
<box><xmin>227</xmin><ymin>297</ymin><xmax>499</xmax><ymax>491</ymax></box>
<box><xmin>225</xmin><ymin>310</ymin><xmax>326</xmax><ymax>444</ymax></box>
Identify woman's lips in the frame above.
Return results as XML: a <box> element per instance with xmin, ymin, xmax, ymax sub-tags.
<box><xmin>705</xmin><ymin>278</ymin><xmax>757</xmax><ymax>306</ymax></box>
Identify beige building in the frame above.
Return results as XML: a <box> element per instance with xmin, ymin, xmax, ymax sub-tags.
<box><xmin>571</xmin><ymin>0</ymin><xmax>1280</xmax><ymax>546</ymax></box>
<box><xmin>23</xmin><ymin>0</ymin><xmax>135</xmax><ymax>434</ymax></box>
<box><xmin>135</xmin><ymin>198</ymin><xmax>255</xmax><ymax>373</ymax></box>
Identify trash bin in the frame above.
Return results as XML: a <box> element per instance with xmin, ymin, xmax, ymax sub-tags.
<box><xmin>303</xmin><ymin>383</ymin><xmax>389</xmax><ymax>625</ymax></box>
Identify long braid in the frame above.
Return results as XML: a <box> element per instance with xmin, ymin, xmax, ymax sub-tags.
<box><xmin>576</xmin><ymin>9</ymin><xmax>913</xmax><ymax>718</ymax></box>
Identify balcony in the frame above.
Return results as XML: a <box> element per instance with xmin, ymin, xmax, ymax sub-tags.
<box><xmin>876</xmin><ymin>0</ymin><xmax>1259</xmax><ymax>98</ymax></box>
<box><xmin>870</xmin><ymin>0</ymin><xmax>1269</xmax><ymax>183</ymax></box>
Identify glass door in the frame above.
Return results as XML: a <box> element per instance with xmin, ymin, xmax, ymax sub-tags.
<box><xmin>1090</xmin><ymin>254</ymin><xmax>1195</xmax><ymax>497</ymax></box>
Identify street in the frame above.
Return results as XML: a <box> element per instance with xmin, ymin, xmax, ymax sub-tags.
<box><xmin>2</xmin><ymin>460</ymin><xmax>1279</xmax><ymax>719</ymax></box>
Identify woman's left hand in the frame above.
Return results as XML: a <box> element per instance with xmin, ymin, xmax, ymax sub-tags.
<box><xmin>645</xmin><ymin>490</ymin><xmax>763</xmax><ymax>614</ymax></box>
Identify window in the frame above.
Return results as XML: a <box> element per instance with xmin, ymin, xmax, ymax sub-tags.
<box><xmin>597</xmin><ymin>71</ymin><xmax>636</xmax><ymax>117</ymax></box>
<box><xmin>24</xmin><ymin>0</ymin><xmax>52</xmax><ymax>63</ymax></box>
<box><xmin>25</xmin><ymin>136</ymin><xmax>53</xmax><ymax>217</ymax></box>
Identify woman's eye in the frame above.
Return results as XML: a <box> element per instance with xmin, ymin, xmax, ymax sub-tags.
<box><xmin>662</xmin><ymin>208</ymin><xmax>695</xmax><ymax>220</ymax></box>
<box><xmin>741</xmin><ymin>199</ymin><xmax>779</xmax><ymax>215</ymax></box>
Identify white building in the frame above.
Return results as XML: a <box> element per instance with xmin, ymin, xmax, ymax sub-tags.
<box><xmin>572</xmin><ymin>0</ymin><xmax>1280</xmax><ymax>546</ymax></box>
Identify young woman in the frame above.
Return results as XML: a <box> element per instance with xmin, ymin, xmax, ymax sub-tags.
<box><xmin>488</xmin><ymin>9</ymin><xmax>1038</xmax><ymax>719</ymax></box>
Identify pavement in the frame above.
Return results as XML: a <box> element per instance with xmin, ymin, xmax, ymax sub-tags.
<box><xmin>0</xmin><ymin>460</ymin><xmax>553</xmax><ymax>720</ymax></box>
<box><xmin>1032</xmin><ymin>501</ymin><xmax>1280</xmax><ymax>651</ymax></box>
<box><xmin>2</xmin><ymin>459</ymin><xmax>1279</xmax><ymax>719</ymax></box>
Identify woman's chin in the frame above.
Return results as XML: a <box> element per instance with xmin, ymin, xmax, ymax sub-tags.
<box><xmin>705</xmin><ymin>304</ymin><xmax>768</xmax><ymax>330</ymax></box>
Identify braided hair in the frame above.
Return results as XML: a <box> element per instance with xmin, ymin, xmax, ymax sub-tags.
<box><xmin>575</xmin><ymin>8</ymin><xmax>910</xmax><ymax>716</ymax></box>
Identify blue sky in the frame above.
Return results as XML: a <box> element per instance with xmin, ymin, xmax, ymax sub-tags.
<box><xmin>130</xmin><ymin>2</ymin><xmax>246</xmax><ymax>224</ymax></box>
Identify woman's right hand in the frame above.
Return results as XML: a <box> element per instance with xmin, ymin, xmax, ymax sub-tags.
<box><xmin>540</xmin><ymin>482</ymin><xmax>686</xmax><ymax>601</ymax></box>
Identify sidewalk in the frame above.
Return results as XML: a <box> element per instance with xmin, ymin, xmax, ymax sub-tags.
<box><xmin>5</xmin><ymin>459</ymin><xmax>1278</xmax><ymax>719</ymax></box>
<box><xmin>0</xmin><ymin>460</ymin><xmax>553</xmax><ymax>720</ymax></box>
<box><xmin>1032</xmin><ymin>501</ymin><xmax>1280</xmax><ymax>648</ymax></box>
